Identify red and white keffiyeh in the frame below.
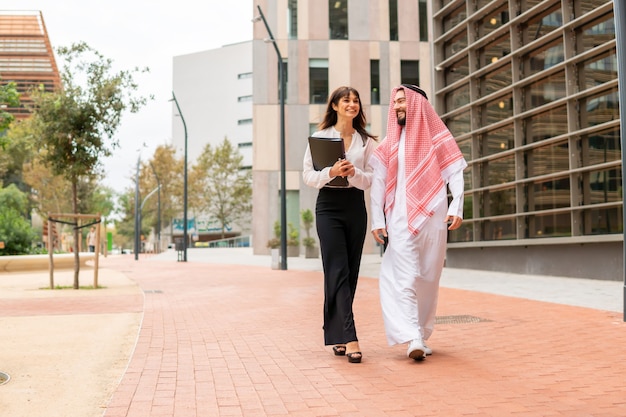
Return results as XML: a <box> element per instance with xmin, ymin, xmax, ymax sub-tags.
<box><xmin>372</xmin><ymin>85</ymin><xmax>467</xmax><ymax>234</ymax></box>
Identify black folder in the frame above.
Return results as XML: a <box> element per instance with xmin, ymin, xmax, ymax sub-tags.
<box><xmin>308</xmin><ymin>137</ymin><xmax>348</xmax><ymax>187</ymax></box>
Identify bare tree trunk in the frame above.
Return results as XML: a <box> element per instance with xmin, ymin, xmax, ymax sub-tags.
<box><xmin>72</xmin><ymin>181</ymin><xmax>80</xmax><ymax>289</ymax></box>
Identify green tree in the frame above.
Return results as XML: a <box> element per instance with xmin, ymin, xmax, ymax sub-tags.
<box><xmin>0</xmin><ymin>79</ymin><xmax>20</xmax><ymax>149</ymax></box>
<box><xmin>0</xmin><ymin>184</ymin><xmax>36</xmax><ymax>255</ymax></box>
<box><xmin>29</xmin><ymin>42</ymin><xmax>150</xmax><ymax>288</ymax></box>
<box><xmin>192</xmin><ymin>138</ymin><xmax>252</xmax><ymax>238</ymax></box>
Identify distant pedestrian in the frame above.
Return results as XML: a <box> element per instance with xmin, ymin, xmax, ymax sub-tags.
<box><xmin>87</xmin><ymin>226</ymin><xmax>97</xmax><ymax>253</ymax></box>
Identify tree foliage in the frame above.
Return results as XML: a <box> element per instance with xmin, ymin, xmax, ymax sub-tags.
<box><xmin>28</xmin><ymin>42</ymin><xmax>150</xmax><ymax>288</ymax></box>
<box><xmin>192</xmin><ymin>137</ymin><xmax>252</xmax><ymax>238</ymax></box>
<box><xmin>0</xmin><ymin>184</ymin><xmax>36</xmax><ymax>255</ymax></box>
<box><xmin>0</xmin><ymin>79</ymin><xmax>20</xmax><ymax>149</ymax></box>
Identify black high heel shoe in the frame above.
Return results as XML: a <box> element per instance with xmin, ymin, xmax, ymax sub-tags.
<box><xmin>333</xmin><ymin>345</ymin><xmax>346</xmax><ymax>356</ymax></box>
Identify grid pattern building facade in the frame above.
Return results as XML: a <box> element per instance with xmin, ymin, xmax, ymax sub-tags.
<box><xmin>0</xmin><ymin>11</ymin><xmax>60</xmax><ymax>120</ymax></box>
<box><xmin>432</xmin><ymin>0</ymin><xmax>621</xmax><ymax>279</ymax></box>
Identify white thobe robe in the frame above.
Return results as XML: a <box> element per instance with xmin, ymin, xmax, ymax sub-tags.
<box><xmin>370</xmin><ymin>128</ymin><xmax>465</xmax><ymax>345</ymax></box>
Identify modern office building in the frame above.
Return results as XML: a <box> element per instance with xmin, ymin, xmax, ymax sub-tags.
<box><xmin>251</xmin><ymin>0</ymin><xmax>431</xmax><ymax>257</ymax></box>
<box><xmin>171</xmin><ymin>41</ymin><xmax>253</xmax><ymax>238</ymax></box>
<box><xmin>432</xmin><ymin>0</ymin><xmax>621</xmax><ymax>279</ymax></box>
<box><xmin>0</xmin><ymin>10</ymin><xmax>60</xmax><ymax>120</ymax></box>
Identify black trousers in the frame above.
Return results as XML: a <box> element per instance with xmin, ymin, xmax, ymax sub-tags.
<box><xmin>315</xmin><ymin>187</ymin><xmax>367</xmax><ymax>346</ymax></box>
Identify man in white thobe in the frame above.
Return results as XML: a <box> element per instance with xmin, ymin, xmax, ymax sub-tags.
<box><xmin>369</xmin><ymin>85</ymin><xmax>467</xmax><ymax>361</ymax></box>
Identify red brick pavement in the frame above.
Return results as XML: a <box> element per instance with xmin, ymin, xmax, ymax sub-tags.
<box><xmin>98</xmin><ymin>256</ymin><xmax>626</xmax><ymax>417</ymax></box>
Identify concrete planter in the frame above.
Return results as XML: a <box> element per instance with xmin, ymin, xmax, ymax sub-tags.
<box><xmin>304</xmin><ymin>246</ymin><xmax>319</xmax><ymax>259</ymax></box>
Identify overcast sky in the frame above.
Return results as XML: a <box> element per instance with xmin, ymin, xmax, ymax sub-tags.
<box><xmin>1</xmin><ymin>0</ymin><xmax>253</xmax><ymax>193</ymax></box>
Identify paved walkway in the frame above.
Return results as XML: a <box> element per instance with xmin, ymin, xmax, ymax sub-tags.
<box><xmin>1</xmin><ymin>248</ymin><xmax>625</xmax><ymax>416</ymax></box>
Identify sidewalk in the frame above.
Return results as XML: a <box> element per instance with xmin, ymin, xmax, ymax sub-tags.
<box><xmin>0</xmin><ymin>248</ymin><xmax>625</xmax><ymax>417</ymax></box>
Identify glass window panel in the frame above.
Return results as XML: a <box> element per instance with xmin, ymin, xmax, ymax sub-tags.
<box><xmin>481</xmin><ymin>155</ymin><xmax>515</xmax><ymax>186</ymax></box>
<box><xmin>483</xmin><ymin>219</ymin><xmax>517</xmax><ymax>241</ymax></box>
<box><xmin>419</xmin><ymin>0</ymin><xmax>428</xmax><ymax>42</ymax></box>
<box><xmin>486</xmin><ymin>188</ymin><xmax>516</xmax><ymax>216</ymax></box>
<box><xmin>582</xmin><ymin>207</ymin><xmax>623</xmax><ymax>235</ymax></box>
<box><xmin>309</xmin><ymin>59</ymin><xmax>329</xmax><ymax>104</ymax></box>
<box><xmin>457</xmin><ymin>138</ymin><xmax>472</xmax><ymax>160</ymax></box>
<box><xmin>522</xmin><ymin>42</ymin><xmax>564</xmax><ymax>78</ymax></box>
<box><xmin>577</xmin><ymin>0</ymin><xmax>612</xmax><ymax>16</ymax></box>
<box><xmin>522</xmin><ymin>0</ymin><xmax>543</xmax><ymax>10</ymax></box>
<box><xmin>443</xmin><ymin>4</ymin><xmax>466</xmax><ymax>32</ymax></box>
<box><xmin>444</xmin><ymin>84</ymin><xmax>469</xmax><ymax>112</ymax></box>
<box><xmin>445</xmin><ymin>58</ymin><xmax>469</xmax><ymax>84</ymax></box>
<box><xmin>523</xmin><ymin>105</ymin><xmax>568</xmax><ymax>144</ymax></box>
<box><xmin>288</xmin><ymin>0</ymin><xmax>298</xmax><ymax>39</ymax></box>
<box><xmin>479</xmin><ymin>36</ymin><xmax>510</xmax><ymax>68</ymax></box>
<box><xmin>482</xmin><ymin>94</ymin><xmax>513</xmax><ymax>126</ymax></box>
<box><xmin>523</xmin><ymin>71</ymin><xmax>566</xmax><ymax>111</ymax></box>
<box><xmin>580</xmin><ymin>88</ymin><xmax>619</xmax><ymax>128</ymax></box>
<box><xmin>329</xmin><ymin>0</ymin><xmax>348</xmax><ymax>40</ymax></box>
<box><xmin>580</xmin><ymin>127</ymin><xmax>621</xmax><ymax>166</ymax></box>
<box><xmin>480</xmin><ymin>64</ymin><xmax>512</xmax><ymax>97</ymax></box>
<box><xmin>444</xmin><ymin>111</ymin><xmax>471</xmax><ymax>137</ymax></box>
<box><xmin>482</xmin><ymin>124</ymin><xmax>514</xmax><ymax>157</ymax></box>
<box><xmin>526</xmin><ymin>177</ymin><xmax>571</xmax><ymax>211</ymax></box>
<box><xmin>579</xmin><ymin>52</ymin><xmax>617</xmax><ymax>91</ymax></box>
<box><xmin>578</xmin><ymin>15</ymin><xmax>614</xmax><ymax>52</ymax></box>
<box><xmin>444</xmin><ymin>31</ymin><xmax>468</xmax><ymax>59</ymax></box>
<box><xmin>448</xmin><ymin>222</ymin><xmax>473</xmax><ymax>242</ymax></box>
<box><xmin>527</xmin><ymin>213</ymin><xmax>571</xmax><ymax>238</ymax></box>
<box><xmin>401</xmin><ymin>60</ymin><xmax>420</xmax><ymax>86</ymax></box>
<box><xmin>370</xmin><ymin>60</ymin><xmax>380</xmax><ymax>104</ymax></box>
<box><xmin>522</xmin><ymin>8</ymin><xmax>562</xmax><ymax>44</ymax></box>
<box><xmin>477</xmin><ymin>7</ymin><xmax>509</xmax><ymax>41</ymax></box>
<box><xmin>389</xmin><ymin>0</ymin><xmax>398</xmax><ymax>41</ymax></box>
<box><xmin>585</xmin><ymin>168</ymin><xmax>622</xmax><ymax>204</ymax></box>
<box><xmin>526</xmin><ymin>141</ymin><xmax>569</xmax><ymax>177</ymax></box>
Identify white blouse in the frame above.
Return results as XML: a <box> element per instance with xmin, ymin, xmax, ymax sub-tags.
<box><xmin>302</xmin><ymin>126</ymin><xmax>376</xmax><ymax>190</ymax></box>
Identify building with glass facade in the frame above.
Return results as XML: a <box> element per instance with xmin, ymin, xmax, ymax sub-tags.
<box><xmin>432</xmin><ymin>0</ymin><xmax>621</xmax><ymax>279</ymax></box>
<box><xmin>0</xmin><ymin>11</ymin><xmax>60</xmax><ymax>120</ymax></box>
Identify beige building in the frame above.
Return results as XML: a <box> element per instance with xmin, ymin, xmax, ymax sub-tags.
<box><xmin>252</xmin><ymin>0</ymin><xmax>431</xmax><ymax>257</ymax></box>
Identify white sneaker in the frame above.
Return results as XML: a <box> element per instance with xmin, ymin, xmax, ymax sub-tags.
<box><xmin>407</xmin><ymin>339</ymin><xmax>426</xmax><ymax>360</ymax></box>
<box><xmin>423</xmin><ymin>343</ymin><xmax>433</xmax><ymax>356</ymax></box>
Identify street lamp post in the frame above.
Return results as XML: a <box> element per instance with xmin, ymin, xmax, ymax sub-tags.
<box><xmin>253</xmin><ymin>5</ymin><xmax>287</xmax><ymax>270</ymax></box>
<box><xmin>171</xmin><ymin>91</ymin><xmax>188</xmax><ymax>262</ymax></box>
<box><xmin>149</xmin><ymin>161</ymin><xmax>161</xmax><ymax>253</ymax></box>
<box><xmin>134</xmin><ymin>156</ymin><xmax>140</xmax><ymax>261</ymax></box>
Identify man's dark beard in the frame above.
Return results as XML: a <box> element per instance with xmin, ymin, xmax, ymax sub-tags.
<box><xmin>397</xmin><ymin>116</ymin><xmax>406</xmax><ymax>126</ymax></box>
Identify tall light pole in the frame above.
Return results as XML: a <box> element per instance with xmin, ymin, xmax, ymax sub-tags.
<box><xmin>253</xmin><ymin>4</ymin><xmax>287</xmax><ymax>270</ymax></box>
<box><xmin>134</xmin><ymin>156</ymin><xmax>140</xmax><ymax>261</ymax></box>
<box><xmin>171</xmin><ymin>91</ymin><xmax>188</xmax><ymax>262</ymax></box>
<box><xmin>149</xmin><ymin>161</ymin><xmax>161</xmax><ymax>253</ymax></box>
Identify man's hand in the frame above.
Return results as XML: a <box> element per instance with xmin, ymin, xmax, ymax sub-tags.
<box><xmin>445</xmin><ymin>215</ymin><xmax>462</xmax><ymax>230</ymax></box>
<box><xmin>372</xmin><ymin>228</ymin><xmax>387</xmax><ymax>244</ymax></box>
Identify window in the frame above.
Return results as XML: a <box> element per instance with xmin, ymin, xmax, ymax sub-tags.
<box><xmin>237</xmin><ymin>72</ymin><xmax>252</xmax><ymax>79</ymax></box>
<box><xmin>237</xmin><ymin>119</ymin><xmax>252</xmax><ymax>125</ymax></box>
<box><xmin>419</xmin><ymin>0</ymin><xmax>428</xmax><ymax>42</ymax></box>
<box><xmin>288</xmin><ymin>0</ymin><xmax>298</xmax><ymax>39</ymax></box>
<box><xmin>400</xmin><ymin>60</ymin><xmax>419</xmax><ymax>86</ymax></box>
<box><xmin>389</xmin><ymin>0</ymin><xmax>398</xmax><ymax>41</ymax></box>
<box><xmin>370</xmin><ymin>60</ymin><xmax>380</xmax><ymax>104</ymax></box>
<box><xmin>329</xmin><ymin>0</ymin><xmax>348</xmax><ymax>40</ymax></box>
<box><xmin>309</xmin><ymin>59</ymin><xmax>329</xmax><ymax>104</ymax></box>
<box><xmin>237</xmin><ymin>95</ymin><xmax>253</xmax><ymax>102</ymax></box>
